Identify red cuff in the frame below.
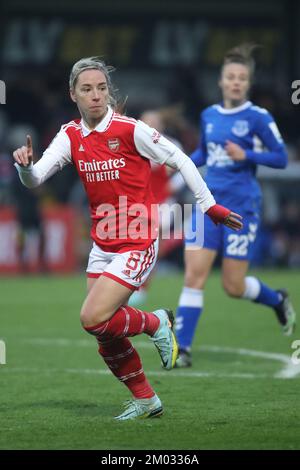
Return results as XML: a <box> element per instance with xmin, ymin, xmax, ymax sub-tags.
<box><xmin>206</xmin><ymin>204</ymin><xmax>231</xmax><ymax>225</ymax></box>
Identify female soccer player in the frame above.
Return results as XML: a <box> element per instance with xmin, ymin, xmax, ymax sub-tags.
<box><xmin>13</xmin><ymin>57</ymin><xmax>242</xmax><ymax>419</ymax></box>
<box><xmin>175</xmin><ymin>44</ymin><xmax>296</xmax><ymax>368</ymax></box>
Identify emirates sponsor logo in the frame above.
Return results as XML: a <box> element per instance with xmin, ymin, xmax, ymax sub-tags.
<box><xmin>78</xmin><ymin>157</ymin><xmax>126</xmax><ymax>183</ymax></box>
<box><xmin>107</xmin><ymin>138</ymin><xmax>120</xmax><ymax>152</ymax></box>
<box><xmin>78</xmin><ymin>158</ymin><xmax>126</xmax><ymax>172</ymax></box>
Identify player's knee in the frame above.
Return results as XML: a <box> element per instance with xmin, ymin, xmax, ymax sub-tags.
<box><xmin>222</xmin><ymin>279</ymin><xmax>244</xmax><ymax>298</ymax></box>
<box><xmin>80</xmin><ymin>307</ymin><xmax>96</xmax><ymax>329</ymax></box>
<box><xmin>184</xmin><ymin>268</ymin><xmax>206</xmax><ymax>290</ymax></box>
<box><xmin>80</xmin><ymin>303</ymin><xmax>107</xmax><ymax>329</ymax></box>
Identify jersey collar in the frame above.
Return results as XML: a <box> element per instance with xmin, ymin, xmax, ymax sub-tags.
<box><xmin>214</xmin><ymin>100</ymin><xmax>252</xmax><ymax>114</ymax></box>
<box><xmin>81</xmin><ymin>106</ymin><xmax>114</xmax><ymax>136</ymax></box>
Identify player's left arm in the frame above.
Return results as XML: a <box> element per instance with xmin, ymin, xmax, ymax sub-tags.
<box><xmin>134</xmin><ymin>121</ymin><xmax>243</xmax><ymax>230</ymax></box>
<box><xmin>226</xmin><ymin>112</ymin><xmax>288</xmax><ymax>169</ymax></box>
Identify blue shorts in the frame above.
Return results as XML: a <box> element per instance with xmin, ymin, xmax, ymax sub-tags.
<box><xmin>185</xmin><ymin>205</ymin><xmax>260</xmax><ymax>261</ymax></box>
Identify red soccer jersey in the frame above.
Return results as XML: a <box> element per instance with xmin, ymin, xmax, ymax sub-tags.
<box><xmin>150</xmin><ymin>162</ymin><xmax>171</xmax><ymax>204</ymax></box>
<box><xmin>63</xmin><ymin>113</ymin><xmax>158</xmax><ymax>253</ymax></box>
<box><xmin>15</xmin><ymin>106</ymin><xmax>216</xmax><ymax>254</ymax></box>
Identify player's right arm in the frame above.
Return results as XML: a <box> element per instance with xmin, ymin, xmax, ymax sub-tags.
<box><xmin>134</xmin><ymin>120</ymin><xmax>243</xmax><ymax>231</ymax></box>
<box><xmin>13</xmin><ymin>128</ymin><xmax>72</xmax><ymax>188</ymax></box>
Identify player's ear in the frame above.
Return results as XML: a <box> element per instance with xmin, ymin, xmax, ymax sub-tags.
<box><xmin>70</xmin><ymin>88</ymin><xmax>77</xmax><ymax>103</ymax></box>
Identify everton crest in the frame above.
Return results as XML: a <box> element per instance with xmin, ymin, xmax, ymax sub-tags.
<box><xmin>231</xmin><ymin>120</ymin><xmax>249</xmax><ymax>137</ymax></box>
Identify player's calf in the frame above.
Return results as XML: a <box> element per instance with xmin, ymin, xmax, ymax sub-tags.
<box><xmin>222</xmin><ymin>279</ymin><xmax>245</xmax><ymax>298</ymax></box>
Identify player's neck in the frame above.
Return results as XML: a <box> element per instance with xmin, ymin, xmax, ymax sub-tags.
<box><xmin>82</xmin><ymin>107</ymin><xmax>109</xmax><ymax>130</ymax></box>
<box><xmin>223</xmin><ymin>98</ymin><xmax>247</xmax><ymax>109</ymax></box>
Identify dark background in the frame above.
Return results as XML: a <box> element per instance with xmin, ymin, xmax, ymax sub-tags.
<box><xmin>0</xmin><ymin>0</ymin><xmax>300</xmax><ymax>268</ymax></box>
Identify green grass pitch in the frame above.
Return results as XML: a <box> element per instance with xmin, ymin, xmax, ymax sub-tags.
<box><xmin>0</xmin><ymin>269</ymin><xmax>299</xmax><ymax>450</ymax></box>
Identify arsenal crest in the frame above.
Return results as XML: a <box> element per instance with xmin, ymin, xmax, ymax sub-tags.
<box><xmin>107</xmin><ymin>138</ymin><xmax>120</xmax><ymax>152</ymax></box>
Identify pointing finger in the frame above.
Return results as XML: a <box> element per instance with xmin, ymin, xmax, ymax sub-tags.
<box><xmin>27</xmin><ymin>135</ymin><xmax>33</xmax><ymax>154</ymax></box>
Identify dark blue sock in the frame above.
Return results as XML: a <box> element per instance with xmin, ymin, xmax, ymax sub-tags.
<box><xmin>255</xmin><ymin>280</ymin><xmax>281</xmax><ymax>307</ymax></box>
<box><xmin>176</xmin><ymin>306</ymin><xmax>203</xmax><ymax>350</ymax></box>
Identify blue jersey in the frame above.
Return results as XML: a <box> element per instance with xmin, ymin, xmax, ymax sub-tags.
<box><xmin>191</xmin><ymin>100</ymin><xmax>287</xmax><ymax>214</ymax></box>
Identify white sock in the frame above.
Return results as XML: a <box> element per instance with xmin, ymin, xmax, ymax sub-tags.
<box><xmin>242</xmin><ymin>276</ymin><xmax>261</xmax><ymax>300</ymax></box>
<box><xmin>179</xmin><ymin>287</ymin><xmax>203</xmax><ymax>308</ymax></box>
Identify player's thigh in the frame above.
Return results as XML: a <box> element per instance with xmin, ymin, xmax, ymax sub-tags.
<box><xmin>81</xmin><ymin>275</ymin><xmax>133</xmax><ymax>327</ymax></box>
<box><xmin>87</xmin><ymin>277</ymin><xmax>98</xmax><ymax>293</ymax></box>
<box><xmin>82</xmin><ymin>240</ymin><xmax>158</xmax><ymax>326</ymax></box>
<box><xmin>221</xmin><ymin>257</ymin><xmax>249</xmax><ymax>297</ymax></box>
<box><xmin>184</xmin><ymin>247</ymin><xmax>217</xmax><ymax>289</ymax></box>
<box><xmin>83</xmin><ymin>243</ymin><xmax>133</xmax><ymax>326</ymax></box>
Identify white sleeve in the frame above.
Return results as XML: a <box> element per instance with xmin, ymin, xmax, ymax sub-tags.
<box><xmin>134</xmin><ymin>120</ymin><xmax>216</xmax><ymax>213</ymax></box>
<box><xmin>134</xmin><ymin>120</ymin><xmax>178</xmax><ymax>165</ymax></box>
<box><xmin>14</xmin><ymin>127</ymin><xmax>72</xmax><ymax>188</ymax></box>
<box><xmin>169</xmin><ymin>170</ymin><xmax>186</xmax><ymax>193</ymax></box>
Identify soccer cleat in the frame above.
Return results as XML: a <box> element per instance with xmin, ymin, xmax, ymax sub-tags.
<box><xmin>150</xmin><ymin>309</ymin><xmax>178</xmax><ymax>370</ymax></box>
<box><xmin>175</xmin><ymin>348</ymin><xmax>192</xmax><ymax>368</ymax></box>
<box><xmin>273</xmin><ymin>289</ymin><xmax>296</xmax><ymax>336</ymax></box>
<box><xmin>114</xmin><ymin>395</ymin><xmax>163</xmax><ymax>421</ymax></box>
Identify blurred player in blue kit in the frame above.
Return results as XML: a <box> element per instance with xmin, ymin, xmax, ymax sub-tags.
<box><xmin>175</xmin><ymin>44</ymin><xmax>296</xmax><ymax>367</ymax></box>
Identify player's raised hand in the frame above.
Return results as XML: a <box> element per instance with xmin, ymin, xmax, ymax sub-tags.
<box><xmin>13</xmin><ymin>135</ymin><xmax>34</xmax><ymax>167</ymax></box>
<box><xmin>206</xmin><ymin>204</ymin><xmax>243</xmax><ymax>231</ymax></box>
